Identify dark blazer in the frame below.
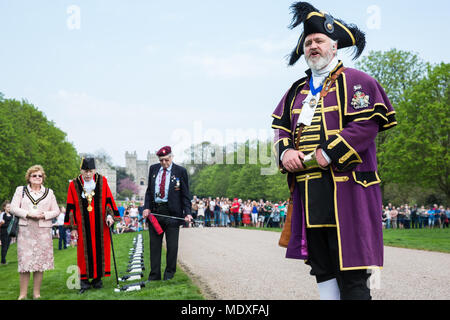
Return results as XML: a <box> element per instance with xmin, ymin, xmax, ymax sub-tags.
<box><xmin>144</xmin><ymin>162</ymin><xmax>191</xmax><ymax>218</ymax></box>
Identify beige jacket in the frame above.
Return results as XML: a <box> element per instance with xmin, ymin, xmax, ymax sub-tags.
<box><xmin>10</xmin><ymin>186</ymin><xmax>59</xmax><ymax>228</ymax></box>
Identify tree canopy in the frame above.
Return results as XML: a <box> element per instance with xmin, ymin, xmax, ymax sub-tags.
<box><xmin>381</xmin><ymin>63</ymin><xmax>450</xmax><ymax>203</ymax></box>
<box><xmin>0</xmin><ymin>95</ymin><xmax>80</xmax><ymax>203</ymax></box>
<box><xmin>187</xmin><ymin>140</ymin><xmax>290</xmax><ymax>202</ymax></box>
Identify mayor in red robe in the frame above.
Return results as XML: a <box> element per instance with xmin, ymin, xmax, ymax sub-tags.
<box><xmin>64</xmin><ymin>158</ymin><xmax>121</xmax><ymax>293</ymax></box>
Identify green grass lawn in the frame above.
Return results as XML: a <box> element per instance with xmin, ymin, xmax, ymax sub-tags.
<box><xmin>241</xmin><ymin>226</ymin><xmax>450</xmax><ymax>253</ymax></box>
<box><xmin>3</xmin><ymin>226</ymin><xmax>446</xmax><ymax>300</ymax></box>
<box><xmin>382</xmin><ymin>228</ymin><xmax>450</xmax><ymax>253</ymax></box>
<box><xmin>0</xmin><ymin>230</ymin><xmax>204</xmax><ymax>300</ymax></box>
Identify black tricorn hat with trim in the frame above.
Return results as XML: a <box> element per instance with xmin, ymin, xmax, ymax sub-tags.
<box><xmin>288</xmin><ymin>2</ymin><xmax>366</xmax><ymax>65</ymax></box>
<box><xmin>80</xmin><ymin>157</ymin><xmax>96</xmax><ymax>170</ymax></box>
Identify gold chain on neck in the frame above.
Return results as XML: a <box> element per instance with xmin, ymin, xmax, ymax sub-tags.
<box><xmin>78</xmin><ymin>175</ymin><xmax>96</xmax><ymax>212</ymax></box>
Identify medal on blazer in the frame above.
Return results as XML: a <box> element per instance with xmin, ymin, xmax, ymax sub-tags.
<box><xmin>309</xmin><ymin>98</ymin><xmax>317</xmax><ymax>108</ymax></box>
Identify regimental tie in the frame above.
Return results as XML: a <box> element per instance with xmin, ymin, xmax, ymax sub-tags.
<box><xmin>159</xmin><ymin>168</ymin><xmax>167</xmax><ymax>198</ymax></box>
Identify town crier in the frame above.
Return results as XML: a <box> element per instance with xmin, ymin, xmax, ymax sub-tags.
<box><xmin>64</xmin><ymin>157</ymin><xmax>121</xmax><ymax>293</ymax></box>
<box><xmin>272</xmin><ymin>2</ymin><xmax>397</xmax><ymax>300</ymax></box>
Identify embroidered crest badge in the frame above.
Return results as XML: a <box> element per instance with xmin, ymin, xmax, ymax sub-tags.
<box><xmin>351</xmin><ymin>91</ymin><xmax>370</xmax><ymax>109</ymax></box>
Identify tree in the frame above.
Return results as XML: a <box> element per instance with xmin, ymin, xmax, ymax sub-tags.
<box><xmin>355</xmin><ymin>49</ymin><xmax>429</xmax><ymax>198</ymax></box>
<box><xmin>0</xmin><ymin>95</ymin><xmax>80</xmax><ymax>202</ymax></box>
<box><xmin>381</xmin><ymin>63</ymin><xmax>450</xmax><ymax>204</ymax></box>
<box><xmin>116</xmin><ymin>167</ymin><xmax>135</xmax><ymax>195</ymax></box>
<box><xmin>188</xmin><ymin>140</ymin><xmax>289</xmax><ymax>202</ymax></box>
<box><xmin>117</xmin><ymin>177</ymin><xmax>139</xmax><ymax>200</ymax></box>
<box><xmin>356</xmin><ymin>49</ymin><xmax>428</xmax><ymax>106</ymax></box>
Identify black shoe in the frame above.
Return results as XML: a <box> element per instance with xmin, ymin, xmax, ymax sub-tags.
<box><xmin>147</xmin><ymin>276</ymin><xmax>161</xmax><ymax>282</ymax></box>
<box><xmin>79</xmin><ymin>280</ymin><xmax>91</xmax><ymax>293</ymax></box>
<box><xmin>92</xmin><ymin>278</ymin><xmax>103</xmax><ymax>289</ymax></box>
<box><xmin>79</xmin><ymin>287</ymin><xmax>89</xmax><ymax>294</ymax></box>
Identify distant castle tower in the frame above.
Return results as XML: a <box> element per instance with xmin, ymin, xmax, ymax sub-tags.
<box><xmin>125</xmin><ymin>151</ymin><xmax>158</xmax><ymax>200</ymax></box>
<box><xmin>125</xmin><ymin>151</ymin><xmax>138</xmax><ymax>180</ymax></box>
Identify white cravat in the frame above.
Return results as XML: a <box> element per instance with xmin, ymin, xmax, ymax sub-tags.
<box><xmin>297</xmin><ymin>56</ymin><xmax>339</xmax><ymax>127</ymax></box>
<box><xmin>82</xmin><ymin>179</ymin><xmax>96</xmax><ymax>198</ymax></box>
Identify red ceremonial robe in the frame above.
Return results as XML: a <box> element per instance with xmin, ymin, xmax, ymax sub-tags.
<box><xmin>64</xmin><ymin>173</ymin><xmax>121</xmax><ymax>280</ymax></box>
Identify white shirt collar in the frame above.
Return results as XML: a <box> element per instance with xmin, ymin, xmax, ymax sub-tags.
<box><xmin>311</xmin><ymin>56</ymin><xmax>339</xmax><ymax>88</ymax></box>
<box><xmin>27</xmin><ymin>185</ymin><xmax>45</xmax><ymax>195</ymax></box>
<box><xmin>159</xmin><ymin>163</ymin><xmax>173</xmax><ymax>173</ymax></box>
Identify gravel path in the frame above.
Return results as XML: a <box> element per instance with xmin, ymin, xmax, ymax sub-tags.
<box><xmin>177</xmin><ymin>227</ymin><xmax>450</xmax><ymax>300</ymax></box>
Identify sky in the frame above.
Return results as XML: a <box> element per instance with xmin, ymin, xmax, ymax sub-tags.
<box><xmin>1</xmin><ymin>0</ymin><xmax>449</xmax><ymax>167</ymax></box>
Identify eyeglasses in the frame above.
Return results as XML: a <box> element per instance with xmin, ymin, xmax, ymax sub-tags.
<box><xmin>31</xmin><ymin>174</ymin><xmax>43</xmax><ymax>178</ymax></box>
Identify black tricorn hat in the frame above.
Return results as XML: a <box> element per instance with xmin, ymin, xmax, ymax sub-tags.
<box><xmin>288</xmin><ymin>2</ymin><xmax>366</xmax><ymax>65</ymax></box>
<box><xmin>80</xmin><ymin>157</ymin><xmax>96</xmax><ymax>170</ymax></box>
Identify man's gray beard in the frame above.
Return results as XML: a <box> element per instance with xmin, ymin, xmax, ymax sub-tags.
<box><xmin>305</xmin><ymin>50</ymin><xmax>334</xmax><ymax>72</ymax></box>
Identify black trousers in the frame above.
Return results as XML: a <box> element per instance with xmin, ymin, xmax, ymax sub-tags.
<box><xmin>0</xmin><ymin>229</ymin><xmax>11</xmax><ymax>264</ymax></box>
<box><xmin>148</xmin><ymin>204</ymin><xmax>180</xmax><ymax>281</ymax></box>
<box><xmin>306</xmin><ymin>227</ymin><xmax>372</xmax><ymax>300</ymax></box>
<box><xmin>58</xmin><ymin>225</ymin><xmax>67</xmax><ymax>249</ymax></box>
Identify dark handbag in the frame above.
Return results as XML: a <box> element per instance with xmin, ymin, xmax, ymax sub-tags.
<box><xmin>7</xmin><ymin>216</ymin><xmax>19</xmax><ymax>237</ymax></box>
<box><xmin>8</xmin><ymin>186</ymin><xmax>26</xmax><ymax>237</ymax></box>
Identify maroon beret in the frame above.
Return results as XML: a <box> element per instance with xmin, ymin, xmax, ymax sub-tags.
<box><xmin>156</xmin><ymin>146</ymin><xmax>172</xmax><ymax>157</ymax></box>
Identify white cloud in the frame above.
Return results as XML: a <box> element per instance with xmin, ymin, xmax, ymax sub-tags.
<box><xmin>240</xmin><ymin>34</ymin><xmax>299</xmax><ymax>54</ymax></box>
<box><xmin>41</xmin><ymin>89</ymin><xmax>274</xmax><ymax>167</ymax></box>
<box><xmin>45</xmin><ymin>90</ymin><xmax>181</xmax><ymax>166</ymax></box>
<box><xmin>144</xmin><ymin>44</ymin><xmax>159</xmax><ymax>54</ymax></box>
<box><xmin>181</xmin><ymin>53</ymin><xmax>281</xmax><ymax>78</ymax></box>
<box><xmin>178</xmin><ymin>34</ymin><xmax>300</xmax><ymax>79</ymax></box>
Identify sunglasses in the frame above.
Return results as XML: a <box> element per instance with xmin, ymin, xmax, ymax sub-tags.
<box><xmin>31</xmin><ymin>174</ymin><xmax>43</xmax><ymax>178</ymax></box>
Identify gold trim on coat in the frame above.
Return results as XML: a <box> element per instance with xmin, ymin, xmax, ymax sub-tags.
<box><xmin>352</xmin><ymin>171</ymin><xmax>381</xmax><ymax>187</ymax></box>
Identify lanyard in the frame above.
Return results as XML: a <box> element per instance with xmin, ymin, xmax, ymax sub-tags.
<box><xmin>309</xmin><ymin>77</ymin><xmax>323</xmax><ymax>96</ymax></box>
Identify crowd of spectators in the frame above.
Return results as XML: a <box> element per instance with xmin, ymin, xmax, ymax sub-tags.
<box><xmin>190</xmin><ymin>196</ymin><xmax>288</xmax><ymax>229</ymax></box>
<box><xmin>382</xmin><ymin>203</ymin><xmax>450</xmax><ymax>229</ymax></box>
<box><xmin>115</xmin><ymin>202</ymin><xmax>144</xmax><ymax>234</ymax></box>
<box><xmin>1</xmin><ymin>200</ymin><xmax>449</xmax><ymax>265</ymax></box>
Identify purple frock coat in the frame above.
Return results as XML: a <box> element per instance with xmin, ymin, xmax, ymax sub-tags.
<box><xmin>272</xmin><ymin>62</ymin><xmax>397</xmax><ymax>270</ymax></box>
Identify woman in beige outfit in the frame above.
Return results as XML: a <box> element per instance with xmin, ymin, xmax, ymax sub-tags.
<box><xmin>10</xmin><ymin>165</ymin><xmax>59</xmax><ymax>300</ymax></box>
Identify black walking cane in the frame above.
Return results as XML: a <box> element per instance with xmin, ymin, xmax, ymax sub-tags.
<box><xmin>109</xmin><ymin>224</ymin><xmax>119</xmax><ymax>289</ymax></box>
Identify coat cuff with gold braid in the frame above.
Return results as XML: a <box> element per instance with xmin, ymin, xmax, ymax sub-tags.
<box><xmin>320</xmin><ymin>134</ymin><xmax>362</xmax><ymax>171</ymax></box>
<box><xmin>273</xmin><ymin>137</ymin><xmax>295</xmax><ymax>168</ymax></box>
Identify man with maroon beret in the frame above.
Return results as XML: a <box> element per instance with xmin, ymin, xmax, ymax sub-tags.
<box><xmin>143</xmin><ymin>146</ymin><xmax>192</xmax><ymax>281</ymax></box>
<box><xmin>272</xmin><ymin>2</ymin><xmax>397</xmax><ymax>300</ymax></box>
